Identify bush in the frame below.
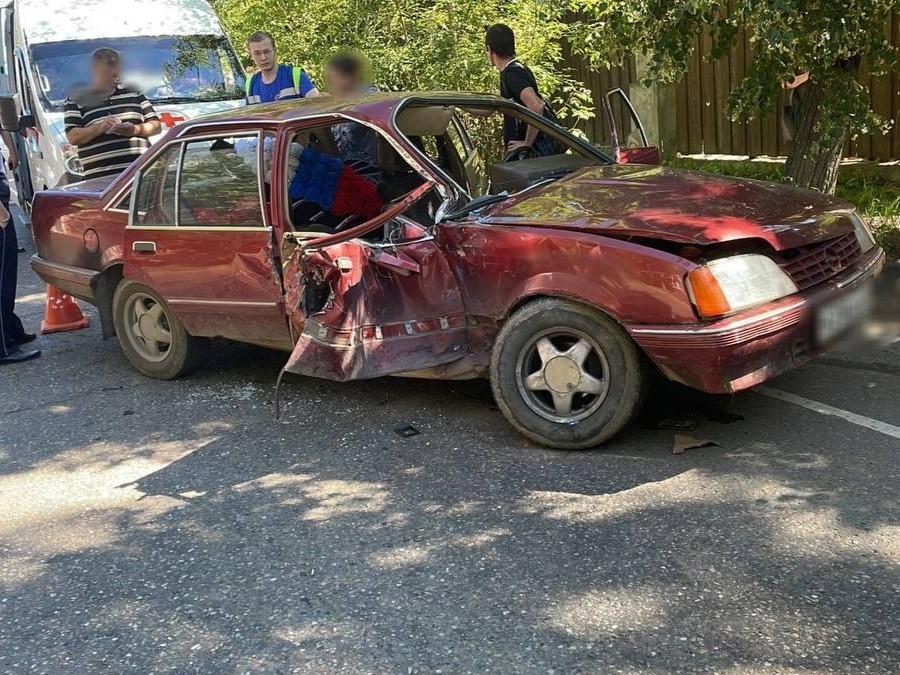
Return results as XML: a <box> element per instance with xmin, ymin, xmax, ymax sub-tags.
<box><xmin>214</xmin><ymin>0</ymin><xmax>593</xmax><ymax>154</ymax></box>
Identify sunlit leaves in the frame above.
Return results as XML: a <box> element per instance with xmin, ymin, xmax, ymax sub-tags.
<box><xmin>568</xmin><ymin>0</ymin><xmax>900</xmax><ymax>151</ymax></box>
<box><xmin>212</xmin><ymin>0</ymin><xmax>593</xmax><ymax>126</ymax></box>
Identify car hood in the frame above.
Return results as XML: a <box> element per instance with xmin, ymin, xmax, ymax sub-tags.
<box><xmin>482</xmin><ymin>165</ymin><xmax>857</xmax><ymax>251</ymax></box>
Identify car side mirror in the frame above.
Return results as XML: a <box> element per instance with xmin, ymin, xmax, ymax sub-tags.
<box><xmin>0</xmin><ymin>95</ymin><xmax>19</xmax><ymax>131</ymax></box>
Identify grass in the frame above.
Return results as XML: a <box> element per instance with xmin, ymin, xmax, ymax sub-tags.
<box><xmin>670</xmin><ymin>157</ymin><xmax>900</xmax><ymax>259</ymax></box>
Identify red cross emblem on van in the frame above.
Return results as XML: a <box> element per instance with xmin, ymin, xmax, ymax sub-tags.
<box><xmin>158</xmin><ymin>112</ymin><xmax>186</xmax><ymax>128</ymax></box>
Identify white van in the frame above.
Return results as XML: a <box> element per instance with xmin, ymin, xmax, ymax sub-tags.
<box><xmin>0</xmin><ymin>0</ymin><xmax>246</xmax><ymax>210</ymax></box>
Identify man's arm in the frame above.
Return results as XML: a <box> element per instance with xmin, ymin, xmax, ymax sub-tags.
<box><xmin>113</xmin><ymin>95</ymin><xmax>161</xmax><ymax>138</ymax></box>
<box><xmin>64</xmin><ymin>97</ymin><xmax>116</xmax><ymax>145</ymax></box>
<box><xmin>502</xmin><ymin>67</ymin><xmax>547</xmax><ymax>149</ymax></box>
<box><xmin>115</xmin><ymin>119</ymin><xmax>160</xmax><ymax>138</ymax></box>
<box><xmin>66</xmin><ymin>120</ymin><xmax>116</xmax><ymax>146</ymax></box>
<box><xmin>298</xmin><ymin>70</ymin><xmax>320</xmax><ymax>98</ymax></box>
<box><xmin>516</xmin><ymin>87</ymin><xmax>546</xmax><ymax>148</ymax></box>
<box><xmin>134</xmin><ymin>95</ymin><xmax>161</xmax><ymax>137</ymax></box>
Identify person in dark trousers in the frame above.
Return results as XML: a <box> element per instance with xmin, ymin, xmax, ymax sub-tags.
<box><xmin>64</xmin><ymin>48</ymin><xmax>161</xmax><ymax>180</ymax></box>
<box><xmin>0</xmin><ymin>130</ymin><xmax>39</xmax><ymax>365</ymax></box>
<box><xmin>485</xmin><ymin>23</ymin><xmax>561</xmax><ymax>156</ymax></box>
<box><xmin>245</xmin><ymin>31</ymin><xmax>319</xmax><ymax>104</ymax></box>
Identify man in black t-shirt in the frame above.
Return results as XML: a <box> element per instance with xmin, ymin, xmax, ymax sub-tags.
<box><xmin>485</xmin><ymin>24</ymin><xmax>557</xmax><ymax>155</ymax></box>
<box><xmin>64</xmin><ymin>49</ymin><xmax>160</xmax><ymax>180</ymax></box>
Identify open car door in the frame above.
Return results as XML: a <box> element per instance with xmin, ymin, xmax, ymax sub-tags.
<box><xmin>281</xmin><ymin>183</ymin><xmax>469</xmax><ymax>382</ymax></box>
<box><xmin>602</xmin><ymin>88</ymin><xmax>661</xmax><ymax>165</ymax></box>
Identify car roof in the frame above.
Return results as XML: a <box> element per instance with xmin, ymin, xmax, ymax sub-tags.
<box><xmin>183</xmin><ymin>91</ymin><xmax>508</xmax><ymax>129</ymax></box>
<box><xmin>19</xmin><ymin>0</ymin><xmax>225</xmax><ymax>44</ymax></box>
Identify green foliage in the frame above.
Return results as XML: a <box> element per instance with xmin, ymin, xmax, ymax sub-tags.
<box><xmin>212</xmin><ymin>0</ymin><xmax>593</xmax><ymax>151</ymax></box>
<box><xmin>568</xmin><ymin>0</ymin><xmax>900</xmax><ymax>162</ymax></box>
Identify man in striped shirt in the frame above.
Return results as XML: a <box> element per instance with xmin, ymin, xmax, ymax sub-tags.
<box><xmin>64</xmin><ymin>49</ymin><xmax>161</xmax><ymax>180</ymax></box>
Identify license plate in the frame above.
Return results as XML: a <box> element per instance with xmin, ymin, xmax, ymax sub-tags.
<box><xmin>815</xmin><ymin>283</ymin><xmax>873</xmax><ymax>345</ymax></box>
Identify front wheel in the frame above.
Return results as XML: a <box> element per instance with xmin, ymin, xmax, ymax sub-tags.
<box><xmin>112</xmin><ymin>280</ymin><xmax>207</xmax><ymax>379</ymax></box>
<box><xmin>490</xmin><ymin>299</ymin><xmax>647</xmax><ymax>449</ymax></box>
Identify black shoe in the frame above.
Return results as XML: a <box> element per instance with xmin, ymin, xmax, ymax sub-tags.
<box><xmin>16</xmin><ymin>333</ymin><xmax>37</xmax><ymax>345</ymax></box>
<box><xmin>0</xmin><ymin>348</ymin><xmax>41</xmax><ymax>364</ymax></box>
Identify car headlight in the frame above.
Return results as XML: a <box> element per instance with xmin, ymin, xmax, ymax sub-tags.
<box><xmin>686</xmin><ymin>254</ymin><xmax>799</xmax><ymax>318</ymax></box>
<box><xmin>850</xmin><ymin>211</ymin><xmax>876</xmax><ymax>253</ymax></box>
<box><xmin>60</xmin><ymin>143</ymin><xmax>84</xmax><ymax>176</ymax></box>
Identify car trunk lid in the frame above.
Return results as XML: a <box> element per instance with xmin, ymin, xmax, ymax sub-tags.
<box><xmin>51</xmin><ymin>175</ymin><xmax>118</xmax><ymax>197</ymax></box>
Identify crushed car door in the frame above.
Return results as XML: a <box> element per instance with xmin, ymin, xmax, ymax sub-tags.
<box><xmin>602</xmin><ymin>88</ymin><xmax>661</xmax><ymax>165</ymax></box>
<box><xmin>281</xmin><ymin>183</ymin><xmax>469</xmax><ymax>382</ymax></box>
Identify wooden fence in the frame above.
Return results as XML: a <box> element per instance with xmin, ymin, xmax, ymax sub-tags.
<box><xmin>564</xmin><ymin>15</ymin><xmax>900</xmax><ymax>161</ymax></box>
<box><xmin>561</xmin><ymin>47</ymin><xmax>636</xmax><ymax>148</ymax></box>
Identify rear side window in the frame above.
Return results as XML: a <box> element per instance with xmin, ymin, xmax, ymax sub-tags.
<box><xmin>131</xmin><ymin>134</ymin><xmax>265</xmax><ymax>228</ymax></box>
<box><xmin>133</xmin><ymin>146</ymin><xmax>179</xmax><ymax>226</ymax></box>
<box><xmin>178</xmin><ymin>136</ymin><xmax>262</xmax><ymax>227</ymax></box>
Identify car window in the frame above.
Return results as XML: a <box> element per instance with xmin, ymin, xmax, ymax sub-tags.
<box><xmin>396</xmin><ymin>103</ymin><xmax>608</xmax><ymax>198</ymax></box>
<box><xmin>14</xmin><ymin>53</ymin><xmax>35</xmax><ymax>114</ymax></box>
<box><xmin>113</xmin><ymin>191</ymin><xmax>132</xmax><ymax>212</ymax></box>
<box><xmin>178</xmin><ymin>135</ymin><xmax>263</xmax><ymax>227</ymax></box>
<box><xmin>447</xmin><ymin>115</ymin><xmax>489</xmax><ymax>197</ymax></box>
<box><xmin>134</xmin><ymin>145</ymin><xmax>180</xmax><ymax>226</ymax></box>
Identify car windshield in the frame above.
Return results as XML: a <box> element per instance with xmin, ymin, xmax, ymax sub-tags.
<box><xmin>30</xmin><ymin>35</ymin><xmax>245</xmax><ymax>111</ymax></box>
<box><xmin>393</xmin><ymin>101</ymin><xmax>611</xmax><ymax>207</ymax></box>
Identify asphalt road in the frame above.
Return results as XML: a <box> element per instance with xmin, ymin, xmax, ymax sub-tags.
<box><xmin>1</xmin><ymin>210</ymin><xmax>899</xmax><ymax>675</ymax></box>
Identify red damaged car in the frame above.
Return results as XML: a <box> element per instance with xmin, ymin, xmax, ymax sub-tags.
<box><xmin>20</xmin><ymin>92</ymin><xmax>884</xmax><ymax>448</ymax></box>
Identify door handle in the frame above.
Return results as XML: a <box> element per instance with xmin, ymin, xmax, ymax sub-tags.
<box><xmin>132</xmin><ymin>241</ymin><xmax>156</xmax><ymax>254</ymax></box>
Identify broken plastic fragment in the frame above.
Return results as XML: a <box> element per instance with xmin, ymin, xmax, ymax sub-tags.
<box><xmin>672</xmin><ymin>435</ymin><xmax>719</xmax><ymax>455</ymax></box>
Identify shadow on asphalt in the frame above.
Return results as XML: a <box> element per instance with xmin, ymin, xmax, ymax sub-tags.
<box><xmin>2</xmin><ymin>335</ymin><xmax>897</xmax><ymax>672</ymax></box>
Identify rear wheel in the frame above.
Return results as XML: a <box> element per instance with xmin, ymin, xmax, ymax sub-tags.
<box><xmin>490</xmin><ymin>298</ymin><xmax>647</xmax><ymax>449</ymax></box>
<box><xmin>112</xmin><ymin>280</ymin><xmax>207</xmax><ymax>379</ymax></box>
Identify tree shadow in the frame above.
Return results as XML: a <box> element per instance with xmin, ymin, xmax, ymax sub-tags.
<box><xmin>2</xmin><ymin>370</ymin><xmax>899</xmax><ymax>672</ymax></box>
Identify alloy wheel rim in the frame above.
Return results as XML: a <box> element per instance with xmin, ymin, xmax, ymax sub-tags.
<box><xmin>515</xmin><ymin>328</ymin><xmax>611</xmax><ymax>424</ymax></box>
<box><xmin>124</xmin><ymin>293</ymin><xmax>172</xmax><ymax>363</ymax></box>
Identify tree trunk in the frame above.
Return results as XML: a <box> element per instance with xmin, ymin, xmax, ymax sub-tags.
<box><xmin>782</xmin><ymin>79</ymin><xmax>845</xmax><ymax>195</ymax></box>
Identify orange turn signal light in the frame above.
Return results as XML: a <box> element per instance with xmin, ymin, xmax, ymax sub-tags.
<box><xmin>686</xmin><ymin>267</ymin><xmax>732</xmax><ymax>318</ymax></box>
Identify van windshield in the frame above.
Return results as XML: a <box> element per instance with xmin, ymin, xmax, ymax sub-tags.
<box><xmin>30</xmin><ymin>35</ymin><xmax>245</xmax><ymax>111</ymax></box>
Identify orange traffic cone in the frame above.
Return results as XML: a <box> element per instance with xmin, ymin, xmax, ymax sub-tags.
<box><xmin>40</xmin><ymin>285</ymin><xmax>90</xmax><ymax>335</ymax></box>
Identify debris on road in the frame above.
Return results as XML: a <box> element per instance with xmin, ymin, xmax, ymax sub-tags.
<box><xmin>672</xmin><ymin>434</ymin><xmax>719</xmax><ymax>454</ymax></box>
<box><xmin>394</xmin><ymin>424</ymin><xmax>421</xmax><ymax>438</ymax></box>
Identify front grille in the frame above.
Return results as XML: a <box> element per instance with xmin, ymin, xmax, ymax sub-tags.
<box><xmin>780</xmin><ymin>233</ymin><xmax>862</xmax><ymax>291</ymax></box>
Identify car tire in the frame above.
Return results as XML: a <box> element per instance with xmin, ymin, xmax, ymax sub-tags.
<box><xmin>490</xmin><ymin>298</ymin><xmax>647</xmax><ymax>450</ymax></box>
<box><xmin>112</xmin><ymin>280</ymin><xmax>207</xmax><ymax>380</ymax></box>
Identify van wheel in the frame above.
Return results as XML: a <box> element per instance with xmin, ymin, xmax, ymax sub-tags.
<box><xmin>490</xmin><ymin>298</ymin><xmax>647</xmax><ymax>449</ymax></box>
<box><xmin>112</xmin><ymin>280</ymin><xmax>207</xmax><ymax>379</ymax></box>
